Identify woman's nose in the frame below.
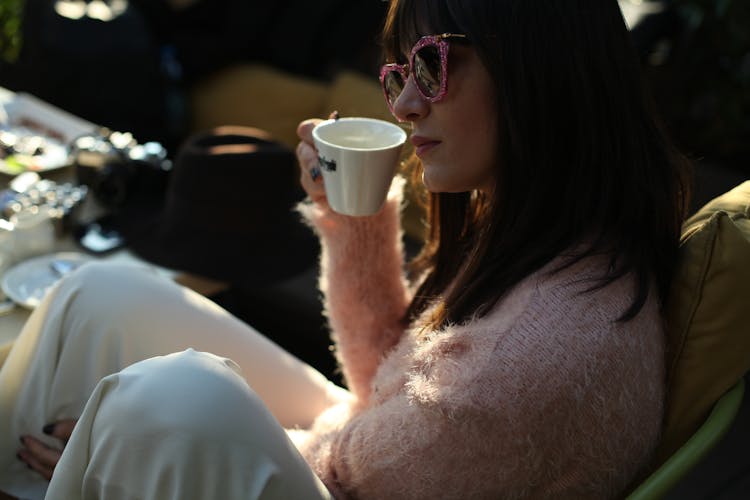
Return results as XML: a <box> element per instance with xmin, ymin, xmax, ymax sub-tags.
<box><xmin>391</xmin><ymin>75</ymin><xmax>429</xmax><ymax>123</ymax></box>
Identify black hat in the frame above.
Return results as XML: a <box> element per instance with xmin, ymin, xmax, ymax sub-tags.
<box><xmin>115</xmin><ymin>126</ymin><xmax>318</xmax><ymax>287</ymax></box>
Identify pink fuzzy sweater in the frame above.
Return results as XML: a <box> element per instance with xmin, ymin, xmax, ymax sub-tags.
<box><xmin>293</xmin><ymin>182</ymin><xmax>665</xmax><ymax>499</ymax></box>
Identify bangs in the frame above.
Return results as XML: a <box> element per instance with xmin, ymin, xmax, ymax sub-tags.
<box><xmin>382</xmin><ymin>0</ymin><xmax>462</xmax><ymax>62</ymax></box>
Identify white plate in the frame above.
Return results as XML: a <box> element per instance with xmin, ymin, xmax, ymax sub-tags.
<box><xmin>1</xmin><ymin>252</ymin><xmax>93</xmax><ymax>309</ymax></box>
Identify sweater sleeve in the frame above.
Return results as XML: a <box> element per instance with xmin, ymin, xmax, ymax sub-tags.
<box><xmin>300</xmin><ymin>266</ymin><xmax>665</xmax><ymax>499</ymax></box>
<box><xmin>297</xmin><ymin>177</ymin><xmax>412</xmax><ymax>402</ymax></box>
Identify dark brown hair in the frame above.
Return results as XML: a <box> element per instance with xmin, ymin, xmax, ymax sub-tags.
<box><xmin>382</xmin><ymin>0</ymin><xmax>692</xmax><ymax>329</ymax></box>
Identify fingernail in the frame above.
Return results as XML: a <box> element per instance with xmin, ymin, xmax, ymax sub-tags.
<box><xmin>42</xmin><ymin>423</ymin><xmax>55</xmax><ymax>435</ymax></box>
<box><xmin>331</xmin><ymin>110</ymin><xmax>340</xmax><ymax>121</ymax></box>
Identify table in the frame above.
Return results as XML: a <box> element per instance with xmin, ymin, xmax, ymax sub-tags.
<box><xmin>0</xmin><ymin>168</ymin><xmax>229</xmax><ymax>359</ymax></box>
<box><xmin>0</xmin><ymin>85</ymin><xmax>235</xmax><ymax>364</ymax></box>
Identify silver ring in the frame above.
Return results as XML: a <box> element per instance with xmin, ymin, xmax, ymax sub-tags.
<box><xmin>310</xmin><ymin>166</ymin><xmax>321</xmax><ymax>181</ymax></box>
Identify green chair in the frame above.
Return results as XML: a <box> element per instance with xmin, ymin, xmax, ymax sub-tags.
<box><xmin>626</xmin><ymin>378</ymin><xmax>745</xmax><ymax>499</ymax></box>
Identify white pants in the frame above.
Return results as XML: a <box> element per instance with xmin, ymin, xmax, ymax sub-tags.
<box><xmin>0</xmin><ymin>262</ymin><xmax>347</xmax><ymax>499</ymax></box>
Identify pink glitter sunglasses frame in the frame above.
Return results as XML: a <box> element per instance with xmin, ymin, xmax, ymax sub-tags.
<box><xmin>379</xmin><ymin>33</ymin><xmax>468</xmax><ymax>115</ymax></box>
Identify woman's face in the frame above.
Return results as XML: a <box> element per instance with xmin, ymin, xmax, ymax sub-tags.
<box><xmin>392</xmin><ymin>41</ymin><xmax>498</xmax><ymax>193</ymax></box>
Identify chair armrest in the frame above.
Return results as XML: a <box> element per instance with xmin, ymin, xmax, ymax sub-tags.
<box><xmin>627</xmin><ymin>378</ymin><xmax>745</xmax><ymax>499</ymax></box>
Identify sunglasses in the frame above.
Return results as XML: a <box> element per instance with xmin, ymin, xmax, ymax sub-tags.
<box><xmin>379</xmin><ymin>33</ymin><xmax>468</xmax><ymax>115</ymax></box>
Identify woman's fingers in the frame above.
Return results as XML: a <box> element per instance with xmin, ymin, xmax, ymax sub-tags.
<box><xmin>296</xmin><ymin>118</ymin><xmax>328</xmax><ymax>204</ymax></box>
<box><xmin>297</xmin><ymin>142</ymin><xmax>326</xmax><ymax>203</ymax></box>
<box><xmin>18</xmin><ymin>436</ymin><xmax>61</xmax><ymax>481</ymax></box>
<box><xmin>296</xmin><ymin>118</ymin><xmax>322</xmax><ymax>146</ymax></box>
<box><xmin>44</xmin><ymin>419</ymin><xmax>78</xmax><ymax>444</ymax></box>
<box><xmin>16</xmin><ymin>419</ymin><xmax>77</xmax><ymax>481</ymax></box>
<box><xmin>296</xmin><ymin>110</ymin><xmax>336</xmax><ymax>145</ymax></box>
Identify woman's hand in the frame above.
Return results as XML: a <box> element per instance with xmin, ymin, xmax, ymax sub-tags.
<box><xmin>296</xmin><ymin>112</ymin><xmax>338</xmax><ymax>206</ymax></box>
<box><xmin>17</xmin><ymin>419</ymin><xmax>77</xmax><ymax>481</ymax></box>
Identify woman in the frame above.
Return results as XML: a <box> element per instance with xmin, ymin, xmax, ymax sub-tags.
<box><xmin>3</xmin><ymin>0</ymin><xmax>690</xmax><ymax>498</ymax></box>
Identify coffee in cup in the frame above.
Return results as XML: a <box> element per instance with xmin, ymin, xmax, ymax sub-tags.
<box><xmin>312</xmin><ymin>117</ymin><xmax>407</xmax><ymax>216</ymax></box>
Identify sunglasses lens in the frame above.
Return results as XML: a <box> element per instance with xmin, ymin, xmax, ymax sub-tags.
<box><xmin>413</xmin><ymin>44</ymin><xmax>442</xmax><ymax>98</ymax></box>
<box><xmin>383</xmin><ymin>70</ymin><xmax>406</xmax><ymax>107</ymax></box>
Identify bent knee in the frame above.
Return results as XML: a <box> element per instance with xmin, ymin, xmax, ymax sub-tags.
<box><xmin>72</xmin><ymin>352</ymin><xmax>324</xmax><ymax>500</ymax></box>
<box><xmin>92</xmin><ymin>350</ymin><xmax>272</xmax><ymax>442</ymax></box>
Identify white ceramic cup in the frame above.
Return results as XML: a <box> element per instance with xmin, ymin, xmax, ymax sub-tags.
<box><xmin>312</xmin><ymin>117</ymin><xmax>407</xmax><ymax>216</ymax></box>
<box><xmin>9</xmin><ymin>206</ymin><xmax>56</xmax><ymax>260</ymax></box>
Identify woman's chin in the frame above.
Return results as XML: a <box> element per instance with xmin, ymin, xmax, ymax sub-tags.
<box><xmin>421</xmin><ymin>171</ymin><xmax>444</xmax><ymax>193</ymax></box>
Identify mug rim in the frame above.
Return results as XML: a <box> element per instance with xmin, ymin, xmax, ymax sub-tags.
<box><xmin>312</xmin><ymin>117</ymin><xmax>407</xmax><ymax>152</ymax></box>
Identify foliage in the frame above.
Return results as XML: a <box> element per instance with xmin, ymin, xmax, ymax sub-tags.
<box><xmin>0</xmin><ymin>0</ymin><xmax>23</xmax><ymax>63</ymax></box>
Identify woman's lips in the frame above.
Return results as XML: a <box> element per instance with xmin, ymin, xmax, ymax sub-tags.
<box><xmin>411</xmin><ymin>136</ymin><xmax>441</xmax><ymax>157</ymax></box>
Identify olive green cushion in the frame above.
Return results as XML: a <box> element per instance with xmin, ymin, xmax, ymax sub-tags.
<box><xmin>190</xmin><ymin>64</ymin><xmax>329</xmax><ymax>149</ymax></box>
<box><xmin>657</xmin><ymin>180</ymin><xmax>750</xmax><ymax>463</ymax></box>
<box><xmin>322</xmin><ymin>71</ymin><xmax>393</xmax><ymax>124</ymax></box>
